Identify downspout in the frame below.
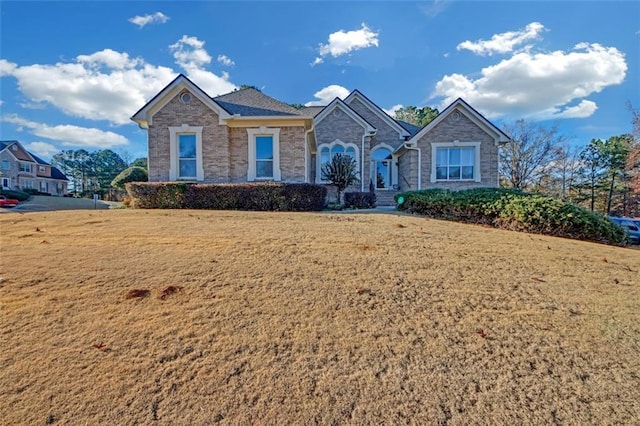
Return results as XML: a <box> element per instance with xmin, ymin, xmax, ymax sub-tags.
<box><xmin>362</xmin><ymin>130</ymin><xmax>377</xmax><ymax>191</ymax></box>
<box><xmin>403</xmin><ymin>143</ymin><xmax>421</xmax><ymax>190</ymax></box>
<box><xmin>305</xmin><ymin>125</ymin><xmax>314</xmax><ymax>183</ymax></box>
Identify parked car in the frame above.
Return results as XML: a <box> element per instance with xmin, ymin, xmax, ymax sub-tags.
<box><xmin>0</xmin><ymin>195</ymin><xmax>20</xmax><ymax>208</ymax></box>
<box><xmin>608</xmin><ymin>216</ymin><xmax>640</xmax><ymax>244</ymax></box>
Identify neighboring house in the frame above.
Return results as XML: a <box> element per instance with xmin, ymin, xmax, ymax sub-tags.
<box><xmin>132</xmin><ymin>74</ymin><xmax>509</xmax><ymax>205</ymax></box>
<box><xmin>0</xmin><ymin>140</ymin><xmax>69</xmax><ymax>196</ymax></box>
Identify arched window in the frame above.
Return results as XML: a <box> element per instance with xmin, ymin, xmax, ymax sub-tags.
<box><xmin>317</xmin><ymin>140</ymin><xmax>359</xmax><ymax>183</ymax></box>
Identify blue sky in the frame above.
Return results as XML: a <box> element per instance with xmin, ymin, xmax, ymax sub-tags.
<box><xmin>1</xmin><ymin>1</ymin><xmax>638</xmax><ymax>161</ymax></box>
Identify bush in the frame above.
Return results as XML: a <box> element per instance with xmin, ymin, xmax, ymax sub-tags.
<box><xmin>111</xmin><ymin>166</ymin><xmax>148</xmax><ymax>190</ymax></box>
<box><xmin>396</xmin><ymin>188</ymin><xmax>627</xmax><ymax>245</ymax></box>
<box><xmin>126</xmin><ymin>182</ymin><xmax>327</xmax><ymax>211</ymax></box>
<box><xmin>0</xmin><ymin>189</ymin><xmax>30</xmax><ymax>201</ymax></box>
<box><xmin>22</xmin><ymin>188</ymin><xmax>40</xmax><ymax>195</ymax></box>
<box><xmin>344</xmin><ymin>191</ymin><xmax>376</xmax><ymax>209</ymax></box>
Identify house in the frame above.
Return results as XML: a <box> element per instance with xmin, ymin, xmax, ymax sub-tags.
<box><xmin>132</xmin><ymin>74</ymin><xmax>509</xmax><ymax>205</ymax></box>
<box><xmin>0</xmin><ymin>140</ymin><xmax>69</xmax><ymax>196</ymax></box>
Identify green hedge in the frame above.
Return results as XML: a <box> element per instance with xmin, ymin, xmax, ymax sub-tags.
<box><xmin>0</xmin><ymin>189</ymin><xmax>30</xmax><ymax>201</ymax></box>
<box><xmin>111</xmin><ymin>166</ymin><xmax>148</xmax><ymax>190</ymax></box>
<box><xmin>395</xmin><ymin>188</ymin><xmax>627</xmax><ymax>245</ymax></box>
<box><xmin>344</xmin><ymin>191</ymin><xmax>376</xmax><ymax>209</ymax></box>
<box><xmin>126</xmin><ymin>182</ymin><xmax>327</xmax><ymax>211</ymax></box>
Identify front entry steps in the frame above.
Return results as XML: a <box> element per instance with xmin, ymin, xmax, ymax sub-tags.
<box><xmin>375</xmin><ymin>190</ymin><xmax>400</xmax><ymax>207</ymax></box>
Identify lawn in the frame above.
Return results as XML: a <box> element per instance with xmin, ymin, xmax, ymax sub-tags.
<box><xmin>1</xmin><ymin>209</ymin><xmax>639</xmax><ymax>424</ymax></box>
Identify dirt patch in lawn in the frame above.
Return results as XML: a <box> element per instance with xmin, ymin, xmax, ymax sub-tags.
<box><xmin>1</xmin><ymin>209</ymin><xmax>639</xmax><ymax>424</ymax></box>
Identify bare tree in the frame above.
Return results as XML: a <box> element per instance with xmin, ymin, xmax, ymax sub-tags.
<box><xmin>499</xmin><ymin>119</ymin><xmax>565</xmax><ymax>190</ymax></box>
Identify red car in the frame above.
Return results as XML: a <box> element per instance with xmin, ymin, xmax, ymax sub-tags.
<box><xmin>0</xmin><ymin>195</ymin><xmax>19</xmax><ymax>208</ymax></box>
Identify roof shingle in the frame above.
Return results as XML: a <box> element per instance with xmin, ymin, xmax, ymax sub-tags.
<box><xmin>214</xmin><ymin>88</ymin><xmax>302</xmax><ymax>117</ymax></box>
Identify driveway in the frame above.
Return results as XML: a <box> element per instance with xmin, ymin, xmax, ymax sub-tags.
<box><xmin>0</xmin><ymin>195</ymin><xmax>121</xmax><ymax>212</ymax></box>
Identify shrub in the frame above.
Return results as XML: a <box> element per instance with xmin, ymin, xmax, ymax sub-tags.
<box><xmin>0</xmin><ymin>189</ymin><xmax>30</xmax><ymax>201</ymax></box>
<box><xmin>126</xmin><ymin>182</ymin><xmax>327</xmax><ymax>211</ymax></box>
<box><xmin>396</xmin><ymin>188</ymin><xmax>627</xmax><ymax>245</ymax></box>
<box><xmin>344</xmin><ymin>191</ymin><xmax>376</xmax><ymax>209</ymax></box>
<box><xmin>321</xmin><ymin>154</ymin><xmax>360</xmax><ymax>203</ymax></box>
<box><xmin>111</xmin><ymin>166</ymin><xmax>148</xmax><ymax>190</ymax></box>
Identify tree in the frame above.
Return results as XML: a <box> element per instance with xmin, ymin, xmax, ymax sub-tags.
<box><xmin>321</xmin><ymin>154</ymin><xmax>360</xmax><ymax>204</ymax></box>
<box><xmin>393</xmin><ymin>106</ymin><xmax>439</xmax><ymax>127</ymax></box>
<box><xmin>576</xmin><ymin>139</ymin><xmax>606</xmax><ymax>212</ymax></box>
<box><xmin>289</xmin><ymin>103</ymin><xmax>305</xmax><ymax>110</ymax></box>
<box><xmin>238</xmin><ymin>84</ymin><xmax>260</xmax><ymax>92</ymax></box>
<box><xmin>91</xmin><ymin>150</ymin><xmax>128</xmax><ymax>192</ymax></box>
<box><xmin>599</xmin><ymin>134</ymin><xmax>632</xmax><ymax>215</ymax></box>
<box><xmin>111</xmin><ymin>166</ymin><xmax>148</xmax><ymax>189</ymax></box>
<box><xmin>131</xmin><ymin>157</ymin><xmax>148</xmax><ymax>169</ymax></box>
<box><xmin>499</xmin><ymin>120</ymin><xmax>565</xmax><ymax>190</ymax></box>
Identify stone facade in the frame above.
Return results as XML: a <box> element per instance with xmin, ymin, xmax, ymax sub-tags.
<box><xmin>149</xmin><ymin>89</ymin><xmax>308</xmax><ymax>184</ymax></box>
<box><xmin>413</xmin><ymin>109</ymin><xmax>499</xmax><ymax>190</ymax></box>
<box><xmin>149</xmin><ymin>90</ymin><xmax>229</xmax><ymax>183</ymax></box>
<box><xmin>138</xmin><ymin>75</ymin><xmax>505</xmax><ymax>197</ymax></box>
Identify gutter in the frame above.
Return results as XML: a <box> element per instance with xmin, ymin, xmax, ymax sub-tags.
<box><xmin>403</xmin><ymin>143</ymin><xmax>421</xmax><ymax>190</ymax></box>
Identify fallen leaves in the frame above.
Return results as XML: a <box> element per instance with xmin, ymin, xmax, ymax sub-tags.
<box><xmin>125</xmin><ymin>289</ymin><xmax>150</xmax><ymax>299</ymax></box>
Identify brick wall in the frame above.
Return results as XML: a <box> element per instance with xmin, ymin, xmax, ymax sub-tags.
<box><xmin>413</xmin><ymin>109</ymin><xmax>499</xmax><ymax>190</ymax></box>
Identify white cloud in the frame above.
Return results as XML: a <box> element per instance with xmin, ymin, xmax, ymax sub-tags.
<box><xmin>2</xmin><ymin>114</ymin><xmax>128</xmax><ymax>148</ymax></box>
<box><xmin>217</xmin><ymin>54</ymin><xmax>235</xmax><ymax>67</ymax></box>
<box><xmin>457</xmin><ymin>22</ymin><xmax>545</xmax><ymax>56</ymax></box>
<box><xmin>128</xmin><ymin>12</ymin><xmax>169</xmax><ymax>28</ymax></box>
<box><xmin>304</xmin><ymin>85</ymin><xmax>350</xmax><ymax>106</ymax></box>
<box><xmin>24</xmin><ymin>141</ymin><xmax>59</xmax><ymax>159</ymax></box>
<box><xmin>434</xmin><ymin>42</ymin><xmax>627</xmax><ymax>120</ymax></box>
<box><xmin>1</xmin><ymin>36</ymin><xmax>237</xmax><ymax>125</ymax></box>
<box><xmin>420</xmin><ymin>0</ymin><xmax>451</xmax><ymax>18</ymax></box>
<box><xmin>383</xmin><ymin>104</ymin><xmax>403</xmax><ymax>117</ymax></box>
<box><xmin>169</xmin><ymin>36</ymin><xmax>236</xmax><ymax>95</ymax></box>
<box><xmin>313</xmin><ymin>23</ymin><xmax>379</xmax><ymax>65</ymax></box>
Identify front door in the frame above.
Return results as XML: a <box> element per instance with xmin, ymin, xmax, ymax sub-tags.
<box><xmin>371</xmin><ymin>147</ymin><xmax>392</xmax><ymax>189</ymax></box>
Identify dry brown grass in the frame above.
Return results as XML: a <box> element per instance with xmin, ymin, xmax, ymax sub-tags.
<box><xmin>1</xmin><ymin>209</ymin><xmax>639</xmax><ymax>425</ymax></box>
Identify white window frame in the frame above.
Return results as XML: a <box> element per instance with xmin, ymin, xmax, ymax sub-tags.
<box><xmin>39</xmin><ymin>166</ymin><xmax>46</xmax><ymax>173</ymax></box>
<box><xmin>19</xmin><ymin>162</ymin><xmax>32</xmax><ymax>173</ymax></box>
<box><xmin>169</xmin><ymin>124</ymin><xmax>204</xmax><ymax>181</ymax></box>
<box><xmin>316</xmin><ymin>139</ymin><xmax>360</xmax><ymax>184</ymax></box>
<box><xmin>22</xmin><ymin>179</ymin><xmax>34</xmax><ymax>189</ymax></box>
<box><xmin>430</xmin><ymin>141</ymin><xmax>481</xmax><ymax>183</ymax></box>
<box><xmin>2</xmin><ymin>177</ymin><xmax>11</xmax><ymax>189</ymax></box>
<box><xmin>370</xmin><ymin>143</ymin><xmax>396</xmax><ymax>190</ymax></box>
<box><xmin>247</xmin><ymin>127</ymin><xmax>281</xmax><ymax>181</ymax></box>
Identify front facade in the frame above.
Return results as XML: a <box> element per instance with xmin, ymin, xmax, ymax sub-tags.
<box><xmin>0</xmin><ymin>141</ymin><xmax>69</xmax><ymax>196</ymax></box>
<box><xmin>132</xmin><ymin>74</ymin><xmax>509</xmax><ymax>205</ymax></box>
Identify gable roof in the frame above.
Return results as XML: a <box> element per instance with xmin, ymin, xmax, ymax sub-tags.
<box><xmin>0</xmin><ymin>139</ymin><xmax>37</xmax><ymax>162</ymax></box>
<box><xmin>50</xmin><ymin>167</ymin><xmax>69</xmax><ymax>181</ymax></box>
<box><xmin>396</xmin><ymin>120</ymin><xmax>422</xmax><ymax>137</ymax></box>
<box><xmin>30</xmin><ymin>153</ymin><xmax>50</xmax><ymax>166</ymax></box>
<box><xmin>407</xmin><ymin>98</ymin><xmax>510</xmax><ymax>145</ymax></box>
<box><xmin>131</xmin><ymin>74</ymin><xmax>231</xmax><ymax>129</ymax></box>
<box><xmin>214</xmin><ymin>88</ymin><xmax>303</xmax><ymax>117</ymax></box>
<box><xmin>299</xmin><ymin>106</ymin><xmax>325</xmax><ymax>118</ymax></box>
<box><xmin>344</xmin><ymin>90</ymin><xmax>410</xmax><ymax>138</ymax></box>
<box><xmin>313</xmin><ymin>97</ymin><xmax>376</xmax><ymax>133</ymax></box>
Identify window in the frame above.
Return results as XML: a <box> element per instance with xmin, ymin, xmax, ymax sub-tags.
<box><xmin>39</xmin><ymin>166</ymin><xmax>46</xmax><ymax>173</ymax></box>
<box><xmin>178</xmin><ymin>134</ymin><xmax>197</xmax><ymax>179</ymax></box>
<box><xmin>255</xmin><ymin>136</ymin><xmax>274</xmax><ymax>178</ymax></box>
<box><xmin>431</xmin><ymin>142</ymin><xmax>481</xmax><ymax>183</ymax></box>
<box><xmin>169</xmin><ymin>125</ymin><xmax>203</xmax><ymax>181</ymax></box>
<box><xmin>40</xmin><ymin>181</ymin><xmax>48</xmax><ymax>192</ymax></box>
<box><xmin>22</xmin><ymin>179</ymin><xmax>34</xmax><ymax>189</ymax></box>
<box><xmin>1</xmin><ymin>160</ymin><xmax>9</xmax><ymax>170</ymax></box>
<box><xmin>317</xmin><ymin>140</ymin><xmax>359</xmax><ymax>183</ymax></box>
<box><xmin>19</xmin><ymin>162</ymin><xmax>32</xmax><ymax>173</ymax></box>
<box><xmin>247</xmin><ymin>127</ymin><xmax>280</xmax><ymax>181</ymax></box>
<box><xmin>1</xmin><ymin>178</ymin><xmax>10</xmax><ymax>189</ymax></box>
<box><xmin>371</xmin><ymin>147</ymin><xmax>393</xmax><ymax>189</ymax></box>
